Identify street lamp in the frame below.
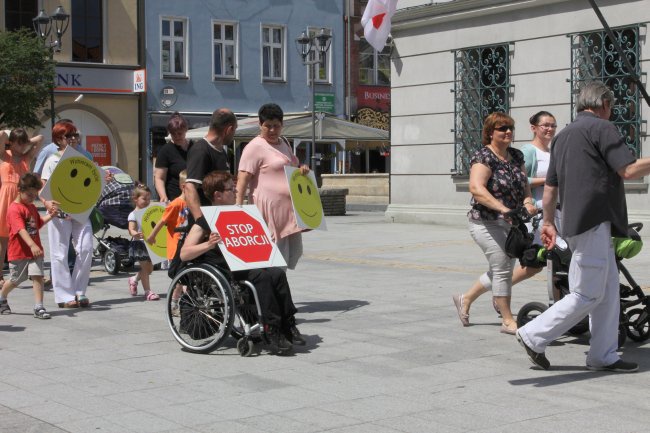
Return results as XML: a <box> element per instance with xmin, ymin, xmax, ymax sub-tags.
<box><xmin>33</xmin><ymin>6</ymin><xmax>70</xmax><ymax>129</ymax></box>
<box><xmin>295</xmin><ymin>28</ymin><xmax>332</xmax><ymax>171</ymax></box>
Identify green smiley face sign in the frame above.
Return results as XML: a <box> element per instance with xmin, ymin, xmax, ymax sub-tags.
<box><xmin>141</xmin><ymin>206</ymin><xmax>167</xmax><ymax>258</ymax></box>
<box><xmin>289</xmin><ymin>170</ymin><xmax>323</xmax><ymax>229</ymax></box>
<box><xmin>50</xmin><ymin>157</ymin><xmax>103</xmax><ymax>214</ymax></box>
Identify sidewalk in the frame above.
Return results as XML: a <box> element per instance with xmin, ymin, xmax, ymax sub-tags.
<box><xmin>1</xmin><ymin>212</ymin><xmax>649</xmax><ymax>433</ymax></box>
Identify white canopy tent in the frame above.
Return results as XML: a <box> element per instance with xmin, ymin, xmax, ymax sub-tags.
<box><xmin>185</xmin><ymin>113</ymin><xmax>389</xmax><ymax>174</ymax></box>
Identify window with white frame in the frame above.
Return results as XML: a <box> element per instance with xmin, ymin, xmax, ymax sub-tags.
<box><xmin>261</xmin><ymin>25</ymin><xmax>285</xmax><ymax>81</ymax></box>
<box><xmin>359</xmin><ymin>38</ymin><xmax>390</xmax><ymax>86</ymax></box>
<box><xmin>161</xmin><ymin>17</ymin><xmax>187</xmax><ymax>77</ymax></box>
<box><xmin>307</xmin><ymin>27</ymin><xmax>332</xmax><ymax>84</ymax></box>
<box><xmin>213</xmin><ymin>21</ymin><xmax>238</xmax><ymax>80</ymax></box>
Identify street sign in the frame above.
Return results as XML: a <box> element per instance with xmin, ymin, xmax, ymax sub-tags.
<box><xmin>314</xmin><ymin>92</ymin><xmax>335</xmax><ymax>113</ymax></box>
<box><xmin>201</xmin><ymin>205</ymin><xmax>287</xmax><ymax>271</ymax></box>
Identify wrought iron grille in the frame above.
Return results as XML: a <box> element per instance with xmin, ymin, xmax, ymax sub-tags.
<box><xmin>571</xmin><ymin>26</ymin><xmax>641</xmax><ymax>155</ymax></box>
<box><xmin>453</xmin><ymin>44</ymin><xmax>510</xmax><ymax>175</ymax></box>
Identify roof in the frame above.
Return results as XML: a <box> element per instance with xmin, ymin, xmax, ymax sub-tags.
<box><xmin>186</xmin><ymin>113</ymin><xmax>389</xmax><ymax>142</ymax></box>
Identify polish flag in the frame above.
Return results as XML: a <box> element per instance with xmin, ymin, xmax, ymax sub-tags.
<box><xmin>361</xmin><ymin>0</ymin><xmax>398</xmax><ymax>52</ymax></box>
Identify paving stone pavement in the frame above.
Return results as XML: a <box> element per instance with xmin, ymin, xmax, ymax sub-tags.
<box><xmin>1</xmin><ymin>211</ymin><xmax>650</xmax><ymax>433</ymax></box>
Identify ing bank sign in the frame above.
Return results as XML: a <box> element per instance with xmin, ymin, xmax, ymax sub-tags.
<box><xmin>55</xmin><ymin>66</ymin><xmax>146</xmax><ymax>95</ymax></box>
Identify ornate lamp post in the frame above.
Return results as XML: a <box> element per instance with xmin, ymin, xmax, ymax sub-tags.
<box><xmin>33</xmin><ymin>6</ymin><xmax>70</xmax><ymax>129</ymax></box>
<box><xmin>295</xmin><ymin>28</ymin><xmax>332</xmax><ymax>170</ymax></box>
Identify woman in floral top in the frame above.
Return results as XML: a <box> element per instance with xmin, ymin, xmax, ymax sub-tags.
<box><xmin>452</xmin><ymin>112</ymin><xmax>536</xmax><ymax>335</ymax></box>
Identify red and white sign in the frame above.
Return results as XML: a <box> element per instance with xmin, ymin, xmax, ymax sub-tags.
<box><xmin>85</xmin><ymin>135</ymin><xmax>112</xmax><ymax>166</ymax></box>
<box><xmin>202</xmin><ymin>205</ymin><xmax>287</xmax><ymax>271</ymax></box>
<box><xmin>357</xmin><ymin>85</ymin><xmax>390</xmax><ymax>112</ymax></box>
<box><xmin>133</xmin><ymin>69</ymin><xmax>146</xmax><ymax>93</ymax></box>
<box><xmin>361</xmin><ymin>0</ymin><xmax>398</xmax><ymax>52</ymax></box>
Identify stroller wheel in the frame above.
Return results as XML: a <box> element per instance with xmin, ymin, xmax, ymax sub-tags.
<box><xmin>618</xmin><ymin>323</ymin><xmax>627</xmax><ymax>349</ymax></box>
<box><xmin>516</xmin><ymin>302</ymin><xmax>547</xmax><ymax>328</ymax></box>
<box><xmin>626</xmin><ymin>308</ymin><xmax>650</xmax><ymax>342</ymax></box>
<box><xmin>567</xmin><ymin>317</ymin><xmax>589</xmax><ymax>335</ymax></box>
<box><xmin>104</xmin><ymin>250</ymin><xmax>120</xmax><ymax>275</ymax></box>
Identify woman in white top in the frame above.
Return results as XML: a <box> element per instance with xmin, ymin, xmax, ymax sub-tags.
<box><xmin>39</xmin><ymin>122</ymin><xmax>94</xmax><ymax>308</ymax></box>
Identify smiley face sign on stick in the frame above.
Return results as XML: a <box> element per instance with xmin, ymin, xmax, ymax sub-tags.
<box><xmin>284</xmin><ymin>166</ymin><xmax>326</xmax><ymax>231</ymax></box>
<box><xmin>133</xmin><ymin>204</ymin><xmax>167</xmax><ymax>265</ymax></box>
<box><xmin>41</xmin><ymin>146</ymin><xmax>105</xmax><ymax>223</ymax></box>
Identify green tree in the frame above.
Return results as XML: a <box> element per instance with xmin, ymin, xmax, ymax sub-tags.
<box><xmin>0</xmin><ymin>28</ymin><xmax>55</xmax><ymax>129</ymax></box>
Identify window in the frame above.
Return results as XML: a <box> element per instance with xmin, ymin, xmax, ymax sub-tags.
<box><xmin>453</xmin><ymin>44</ymin><xmax>510</xmax><ymax>175</ymax></box>
<box><xmin>307</xmin><ymin>27</ymin><xmax>332</xmax><ymax>84</ymax></box>
<box><xmin>212</xmin><ymin>21</ymin><xmax>238</xmax><ymax>80</ymax></box>
<box><xmin>359</xmin><ymin>38</ymin><xmax>390</xmax><ymax>86</ymax></box>
<box><xmin>5</xmin><ymin>0</ymin><xmax>38</xmax><ymax>31</ymax></box>
<box><xmin>161</xmin><ymin>17</ymin><xmax>188</xmax><ymax>77</ymax></box>
<box><xmin>571</xmin><ymin>26</ymin><xmax>641</xmax><ymax>155</ymax></box>
<box><xmin>261</xmin><ymin>25</ymin><xmax>285</xmax><ymax>81</ymax></box>
<box><xmin>71</xmin><ymin>0</ymin><xmax>103</xmax><ymax>62</ymax></box>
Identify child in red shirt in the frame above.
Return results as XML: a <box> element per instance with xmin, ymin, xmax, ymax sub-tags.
<box><xmin>0</xmin><ymin>173</ymin><xmax>56</xmax><ymax>318</ymax></box>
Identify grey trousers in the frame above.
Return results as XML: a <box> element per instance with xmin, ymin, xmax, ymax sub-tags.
<box><xmin>469</xmin><ymin>218</ymin><xmax>516</xmax><ymax>297</ymax></box>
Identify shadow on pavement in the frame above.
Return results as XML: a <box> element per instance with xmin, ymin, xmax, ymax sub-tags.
<box><xmin>297</xmin><ymin>299</ymin><xmax>369</xmax><ymax>314</ymax></box>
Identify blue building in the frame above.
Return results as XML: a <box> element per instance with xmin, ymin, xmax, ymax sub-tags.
<box><xmin>144</xmin><ymin>0</ymin><xmax>345</xmax><ymax>182</ymax></box>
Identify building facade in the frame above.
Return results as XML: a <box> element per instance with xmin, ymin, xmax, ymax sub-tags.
<box><xmin>1</xmin><ymin>0</ymin><xmax>145</xmax><ymax>179</ymax></box>
<box><xmin>388</xmin><ymin>0</ymin><xmax>650</xmax><ymax>225</ymax></box>
<box><xmin>144</xmin><ymin>0</ymin><xmax>345</xmax><ymax>183</ymax></box>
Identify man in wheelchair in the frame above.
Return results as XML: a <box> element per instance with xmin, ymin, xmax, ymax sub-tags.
<box><xmin>179</xmin><ymin>171</ymin><xmax>305</xmax><ymax>352</ymax></box>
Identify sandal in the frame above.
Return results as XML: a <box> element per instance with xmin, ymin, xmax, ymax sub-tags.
<box><xmin>57</xmin><ymin>300</ymin><xmax>79</xmax><ymax>308</ymax></box>
<box><xmin>77</xmin><ymin>295</ymin><xmax>90</xmax><ymax>308</ymax></box>
<box><xmin>144</xmin><ymin>291</ymin><xmax>160</xmax><ymax>301</ymax></box>
<box><xmin>33</xmin><ymin>307</ymin><xmax>51</xmax><ymax>319</ymax></box>
<box><xmin>0</xmin><ymin>300</ymin><xmax>11</xmax><ymax>315</ymax></box>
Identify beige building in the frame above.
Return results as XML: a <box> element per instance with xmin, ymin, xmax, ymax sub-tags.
<box><xmin>388</xmin><ymin>0</ymin><xmax>650</xmax><ymax>225</ymax></box>
<box><xmin>1</xmin><ymin>0</ymin><xmax>144</xmax><ymax>178</ymax></box>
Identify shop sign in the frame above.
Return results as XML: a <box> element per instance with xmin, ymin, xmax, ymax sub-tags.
<box><xmin>314</xmin><ymin>92</ymin><xmax>335</xmax><ymax>113</ymax></box>
<box><xmin>357</xmin><ymin>85</ymin><xmax>390</xmax><ymax>112</ymax></box>
<box><xmin>55</xmin><ymin>66</ymin><xmax>140</xmax><ymax>95</ymax></box>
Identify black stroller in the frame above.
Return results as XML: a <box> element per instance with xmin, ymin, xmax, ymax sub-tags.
<box><xmin>92</xmin><ymin>167</ymin><xmax>135</xmax><ymax>274</ymax></box>
<box><xmin>510</xmin><ymin>207</ymin><xmax>650</xmax><ymax>348</ymax></box>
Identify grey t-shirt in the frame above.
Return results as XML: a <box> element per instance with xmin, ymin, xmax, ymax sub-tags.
<box><xmin>546</xmin><ymin>111</ymin><xmax>635</xmax><ymax>238</ymax></box>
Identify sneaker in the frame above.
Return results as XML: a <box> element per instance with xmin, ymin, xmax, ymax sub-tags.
<box><xmin>288</xmin><ymin>325</ymin><xmax>306</xmax><ymax>346</ymax></box>
<box><xmin>128</xmin><ymin>276</ymin><xmax>138</xmax><ymax>296</ymax></box>
<box><xmin>0</xmin><ymin>300</ymin><xmax>11</xmax><ymax>315</ymax></box>
<box><xmin>33</xmin><ymin>307</ymin><xmax>51</xmax><ymax>319</ymax></box>
<box><xmin>587</xmin><ymin>359</ymin><xmax>638</xmax><ymax>373</ymax></box>
<box><xmin>516</xmin><ymin>330</ymin><xmax>550</xmax><ymax>370</ymax></box>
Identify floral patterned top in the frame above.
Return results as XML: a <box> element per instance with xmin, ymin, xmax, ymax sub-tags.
<box><xmin>468</xmin><ymin>146</ymin><xmax>528</xmax><ymax>221</ymax></box>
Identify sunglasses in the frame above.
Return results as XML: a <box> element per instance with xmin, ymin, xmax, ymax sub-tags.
<box><xmin>494</xmin><ymin>125</ymin><xmax>514</xmax><ymax>132</ymax></box>
<box><xmin>65</xmin><ymin>133</ymin><xmax>80</xmax><ymax>139</ymax></box>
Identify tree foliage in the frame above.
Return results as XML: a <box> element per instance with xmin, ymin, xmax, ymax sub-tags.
<box><xmin>0</xmin><ymin>28</ymin><xmax>55</xmax><ymax>129</ymax></box>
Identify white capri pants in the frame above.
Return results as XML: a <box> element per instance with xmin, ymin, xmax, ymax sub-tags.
<box><xmin>48</xmin><ymin>217</ymin><xmax>93</xmax><ymax>304</ymax></box>
<box><xmin>518</xmin><ymin>222</ymin><xmax>620</xmax><ymax>367</ymax></box>
<box><xmin>469</xmin><ymin>218</ymin><xmax>516</xmax><ymax>297</ymax></box>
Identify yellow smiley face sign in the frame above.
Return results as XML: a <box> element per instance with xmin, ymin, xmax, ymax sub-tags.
<box><xmin>286</xmin><ymin>167</ymin><xmax>325</xmax><ymax>230</ymax></box>
<box><xmin>50</xmin><ymin>156</ymin><xmax>103</xmax><ymax>215</ymax></box>
<box><xmin>140</xmin><ymin>205</ymin><xmax>167</xmax><ymax>260</ymax></box>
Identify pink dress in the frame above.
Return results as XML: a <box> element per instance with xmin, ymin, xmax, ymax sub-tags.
<box><xmin>238</xmin><ymin>136</ymin><xmax>301</xmax><ymax>242</ymax></box>
<box><xmin>0</xmin><ymin>150</ymin><xmax>29</xmax><ymax>237</ymax></box>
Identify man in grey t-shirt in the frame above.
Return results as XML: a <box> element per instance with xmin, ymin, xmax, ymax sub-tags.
<box><xmin>516</xmin><ymin>81</ymin><xmax>650</xmax><ymax>373</ymax></box>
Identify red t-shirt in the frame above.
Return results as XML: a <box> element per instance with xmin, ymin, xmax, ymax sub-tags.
<box><xmin>7</xmin><ymin>201</ymin><xmax>44</xmax><ymax>261</ymax></box>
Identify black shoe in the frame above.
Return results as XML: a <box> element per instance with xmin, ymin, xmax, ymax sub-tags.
<box><xmin>587</xmin><ymin>359</ymin><xmax>638</xmax><ymax>373</ymax></box>
<box><xmin>516</xmin><ymin>330</ymin><xmax>550</xmax><ymax>370</ymax></box>
<box><xmin>267</xmin><ymin>326</ymin><xmax>292</xmax><ymax>353</ymax></box>
<box><xmin>288</xmin><ymin>325</ymin><xmax>306</xmax><ymax>346</ymax></box>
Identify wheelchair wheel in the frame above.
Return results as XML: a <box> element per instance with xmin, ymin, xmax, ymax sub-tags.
<box><xmin>103</xmin><ymin>250</ymin><xmax>120</xmax><ymax>275</ymax></box>
<box><xmin>237</xmin><ymin>337</ymin><xmax>254</xmax><ymax>357</ymax></box>
<box><xmin>516</xmin><ymin>302</ymin><xmax>547</xmax><ymax>328</ymax></box>
<box><xmin>166</xmin><ymin>264</ymin><xmax>235</xmax><ymax>353</ymax></box>
<box><xmin>626</xmin><ymin>308</ymin><xmax>650</xmax><ymax>342</ymax></box>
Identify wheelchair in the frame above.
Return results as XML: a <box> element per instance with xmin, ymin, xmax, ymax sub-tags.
<box><xmin>165</xmin><ymin>263</ymin><xmax>266</xmax><ymax>356</ymax></box>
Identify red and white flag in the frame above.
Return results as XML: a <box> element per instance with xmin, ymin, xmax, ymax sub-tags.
<box><xmin>361</xmin><ymin>0</ymin><xmax>398</xmax><ymax>52</ymax></box>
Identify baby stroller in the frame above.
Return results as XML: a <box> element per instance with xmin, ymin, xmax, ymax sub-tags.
<box><xmin>92</xmin><ymin>166</ymin><xmax>135</xmax><ymax>274</ymax></box>
<box><xmin>511</xmin><ymin>207</ymin><xmax>650</xmax><ymax>348</ymax></box>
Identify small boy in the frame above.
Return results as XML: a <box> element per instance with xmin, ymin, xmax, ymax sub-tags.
<box><xmin>0</xmin><ymin>173</ymin><xmax>56</xmax><ymax>318</ymax></box>
<box><xmin>146</xmin><ymin>170</ymin><xmax>189</xmax><ymax>314</ymax></box>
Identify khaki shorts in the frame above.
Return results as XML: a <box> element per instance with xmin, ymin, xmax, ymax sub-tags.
<box><xmin>9</xmin><ymin>258</ymin><xmax>45</xmax><ymax>285</ymax></box>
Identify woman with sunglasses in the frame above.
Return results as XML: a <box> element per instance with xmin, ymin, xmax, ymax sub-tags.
<box><xmin>452</xmin><ymin>112</ymin><xmax>536</xmax><ymax>335</ymax></box>
<box><xmin>39</xmin><ymin>122</ymin><xmax>94</xmax><ymax>308</ymax></box>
